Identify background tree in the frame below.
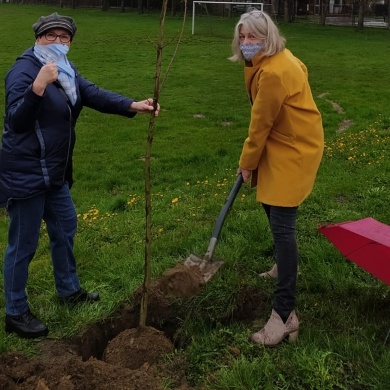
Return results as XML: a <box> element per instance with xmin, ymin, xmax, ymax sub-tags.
<box><xmin>357</xmin><ymin>0</ymin><xmax>365</xmax><ymax>29</ymax></box>
<box><xmin>387</xmin><ymin>0</ymin><xmax>390</xmax><ymax>28</ymax></box>
<box><xmin>319</xmin><ymin>0</ymin><xmax>330</xmax><ymax>26</ymax></box>
<box><xmin>138</xmin><ymin>0</ymin><xmax>144</xmax><ymax>14</ymax></box>
<box><xmin>283</xmin><ymin>0</ymin><xmax>290</xmax><ymax>23</ymax></box>
<box><xmin>102</xmin><ymin>0</ymin><xmax>109</xmax><ymax>11</ymax></box>
<box><xmin>171</xmin><ymin>0</ymin><xmax>177</xmax><ymax>16</ymax></box>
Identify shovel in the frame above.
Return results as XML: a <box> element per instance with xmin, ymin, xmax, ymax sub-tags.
<box><xmin>184</xmin><ymin>173</ymin><xmax>244</xmax><ymax>283</ymax></box>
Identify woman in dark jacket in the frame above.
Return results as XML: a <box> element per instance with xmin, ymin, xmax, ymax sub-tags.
<box><xmin>1</xmin><ymin>12</ymin><xmax>159</xmax><ymax>339</ymax></box>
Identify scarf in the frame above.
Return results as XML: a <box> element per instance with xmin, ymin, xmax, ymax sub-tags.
<box><xmin>34</xmin><ymin>43</ymin><xmax>77</xmax><ymax>105</ymax></box>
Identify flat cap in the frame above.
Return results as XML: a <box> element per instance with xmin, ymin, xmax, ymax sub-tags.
<box><xmin>33</xmin><ymin>12</ymin><xmax>77</xmax><ymax>38</ymax></box>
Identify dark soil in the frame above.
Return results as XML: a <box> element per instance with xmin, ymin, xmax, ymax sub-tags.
<box><xmin>0</xmin><ymin>263</ymin><xmax>264</xmax><ymax>390</ymax></box>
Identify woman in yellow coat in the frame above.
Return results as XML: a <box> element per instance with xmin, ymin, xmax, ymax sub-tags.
<box><xmin>230</xmin><ymin>10</ymin><xmax>324</xmax><ymax>346</ymax></box>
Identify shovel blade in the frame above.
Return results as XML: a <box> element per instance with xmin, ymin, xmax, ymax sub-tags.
<box><xmin>184</xmin><ymin>253</ymin><xmax>224</xmax><ymax>283</ymax></box>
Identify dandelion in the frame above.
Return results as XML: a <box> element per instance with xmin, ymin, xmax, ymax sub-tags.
<box><xmin>171</xmin><ymin>197</ymin><xmax>179</xmax><ymax>204</ymax></box>
<box><xmin>90</xmin><ymin>207</ymin><xmax>99</xmax><ymax>216</ymax></box>
<box><xmin>127</xmin><ymin>197</ymin><xmax>137</xmax><ymax>205</ymax></box>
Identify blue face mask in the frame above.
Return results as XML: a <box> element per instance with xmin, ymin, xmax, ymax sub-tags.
<box><xmin>240</xmin><ymin>43</ymin><xmax>264</xmax><ymax>61</ymax></box>
<box><xmin>35</xmin><ymin>43</ymin><xmax>69</xmax><ymax>60</ymax></box>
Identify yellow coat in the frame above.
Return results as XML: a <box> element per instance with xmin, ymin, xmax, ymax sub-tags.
<box><xmin>239</xmin><ymin>49</ymin><xmax>324</xmax><ymax>207</ymax></box>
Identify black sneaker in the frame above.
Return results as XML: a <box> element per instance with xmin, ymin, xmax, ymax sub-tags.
<box><xmin>59</xmin><ymin>288</ymin><xmax>100</xmax><ymax>305</ymax></box>
<box><xmin>5</xmin><ymin>310</ymin><xmax>49</xmax><ymax>339</ymax></box>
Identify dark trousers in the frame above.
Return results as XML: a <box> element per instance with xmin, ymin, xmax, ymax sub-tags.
<box><xmin>262</xmin><ymin>204</ymin><xmax>298</xmax><ymax>321</ymax></box>
<box><xmin>3</xmin><ymin>184</ymin><xmax>80</xmax><ymax>316</ymax></box>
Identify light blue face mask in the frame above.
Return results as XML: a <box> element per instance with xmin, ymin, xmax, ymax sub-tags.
<box><xmin>240</xmin><ymin>43</ymin><xmax>264</xmax><ymax>61</ymax></box>
<box><xmin>34</xmin><ymin>43</ymin><xmax>69</xmax><ymax>60</ymax></box>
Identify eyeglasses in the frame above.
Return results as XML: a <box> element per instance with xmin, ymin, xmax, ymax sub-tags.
<box><xmin>44</xmin><ymin>32</ymin><xmax>72</xmax><ymax>43</ymax></box>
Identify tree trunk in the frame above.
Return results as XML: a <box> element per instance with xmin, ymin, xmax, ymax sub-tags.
<box><xmin>138</xmin><ymin>0</ymin><xmax>144</xmax><ymax>14</ymax></box>
<box><xmin>171</xmin><ymin>0</ymin><xmax>177</xmax><ymax>16</ymax></box>
<box><xmin>120</xmin><ymin>0</ymin><xmax>125</xmax><ymax>13</ymax></box>
<box><xmin>139</xmin><ymin>0</ymin><xmax>187</xmax><ymax>328</ymax></box>
<box><xmin>102</xmin><ymin>0</ymin><xmax>109</xmax><ymax>11</ymax></box>
<box><xmin>284</xmin><ymin>0</ymin><xmax>289</xmax><ymax>23</ymax></box>
<box><xmin>357</xmin><ymin>0</ymin><xmax>364</xmax><ymax>29</ymax></box>
<box><xmin>320</xmin><ymin>0</ymin><xmax>327</xmax><ymax>26</ymax></box>
<box><xmin>291</xmin><ymin>0</ymin><xmax>295</xmax><ymax>21</ymax></box>
<box><xmin>387</xmin><ymin>0</ymin><xmax>390</xmax><ymax>29</ymax></box>
<box><xmin>139</xmin><ymin>0</ymin><xmax>169</xmax><ymax>329</ymax></box>
<box><xmin>277</xmin><ymin>0</ymin><xmax>282</xmax><ymax>16</ymax></box>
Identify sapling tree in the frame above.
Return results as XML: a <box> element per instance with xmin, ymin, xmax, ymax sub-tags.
<box><xmin>139</xmin><ymin>0</ymin><xmax>187</xmax><ymax>327</ymax></box>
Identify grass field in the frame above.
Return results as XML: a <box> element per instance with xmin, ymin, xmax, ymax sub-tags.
<box><xmin>0</xmin><ymin>4</ymin><xmax>390</xmax><ymax>389</ymax></box>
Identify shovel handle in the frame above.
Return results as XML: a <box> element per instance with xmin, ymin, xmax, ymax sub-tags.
<box><xmin>204</xmin><ymin>173</ymin><xmax>244</xmax><ymax>260</ymax></box>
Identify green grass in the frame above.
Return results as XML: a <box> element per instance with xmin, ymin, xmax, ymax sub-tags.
<box><xmin>1</xmin><ymin>4</ymin><xmax>390</xmax><ymax>389</ymax></box>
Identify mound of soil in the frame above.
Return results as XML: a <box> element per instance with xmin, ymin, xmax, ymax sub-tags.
<box><xmin>0</xmin><ymin>263</ymin><xmax>264</xmax><ymax>390</ymax></box>
<box><xmin>0</xmin><ymin>338</ymin><xmax>188</xmax><ymax>389</ymax></box>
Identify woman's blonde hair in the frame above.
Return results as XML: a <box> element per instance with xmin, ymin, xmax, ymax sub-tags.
<box><xmin>229</xmin><ymin>10</ymin><xmax>286</xmax><ymax>62</ymax></box>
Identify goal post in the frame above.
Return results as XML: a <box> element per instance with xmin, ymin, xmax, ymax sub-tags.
<box><xmin>192</xmin><ymin>1</ymin><xmax>264</xmax><ymax>35</ymax></box>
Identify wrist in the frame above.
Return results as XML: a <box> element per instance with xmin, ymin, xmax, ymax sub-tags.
<box><xmin>32</xmin><ymin>80</ymin><xmax>46</xmax><ymax>96</ymax></box>
<box><xmin>129</xmin><ymin>101</ymin><xmax>138</xmax><ymax>112</ymax></box>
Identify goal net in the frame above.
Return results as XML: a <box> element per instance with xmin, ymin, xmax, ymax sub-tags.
<box><xmin>192</xmin><ymin>1</ymin><xmax>264</xmax><ymax>37</ymax></box>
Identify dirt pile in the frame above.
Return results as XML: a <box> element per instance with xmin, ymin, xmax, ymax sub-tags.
<box><xmin>0</xmin><ymin>331</ymin><xmax>187</xmax><ymax>390</ymax></box>
<box><xmin>0</xmin><ymin>264</ymin><xmax>205</xmax><ymax>390</ymax></box>
<box><xmin>0</xmin><ymin>262</ymin><xmax>264</xmax><ymax>389</ymax></box>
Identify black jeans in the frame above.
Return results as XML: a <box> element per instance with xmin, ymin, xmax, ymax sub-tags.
<box><xmin>262</xmin><ymin>204</ymin><xmax>298</xmax><ymax>321</ymax></box>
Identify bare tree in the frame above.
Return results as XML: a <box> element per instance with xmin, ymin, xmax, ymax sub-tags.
<box><xmin>139</xmin><ymin>0</ymin><xmax>187</xmax><ymax>328</ymax></box>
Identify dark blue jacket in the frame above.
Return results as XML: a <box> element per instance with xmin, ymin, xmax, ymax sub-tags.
<box><xmin>0</xmin><ymin>47</ymin><xmax>136</xmax><ymax>207</ymax></box>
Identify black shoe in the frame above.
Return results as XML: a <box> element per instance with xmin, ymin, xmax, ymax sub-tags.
<box><xmin>59</xmin><ymin>288</ymin><xmax>100</xmax><ymax>305</ymax></box>
<box><xmin>5</xmin><ymin>310</ymin><xmax>49</xmax><ymax>339</ymax></box>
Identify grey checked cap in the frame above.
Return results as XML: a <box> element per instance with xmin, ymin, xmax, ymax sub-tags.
<box><xmin>33</xmin><ymin>12</ymin><xmax>77</xmax><ymax>38</ymax></box>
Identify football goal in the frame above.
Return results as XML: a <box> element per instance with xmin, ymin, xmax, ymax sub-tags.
<box><xmin>192</xmin><ymin>1</ymin><xmax>264</xmax><ymax>35</ymax></box>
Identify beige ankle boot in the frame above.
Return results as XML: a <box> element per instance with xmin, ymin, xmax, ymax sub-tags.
<box><xmin>259</xmin><ymin>263</ymin><xmax>278</xmax><ymax>279</ymax></box>
<box><xmin>250</xmin><ymin>309</ymin><xmax>299</xmax><ymax>347</ymax></box>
